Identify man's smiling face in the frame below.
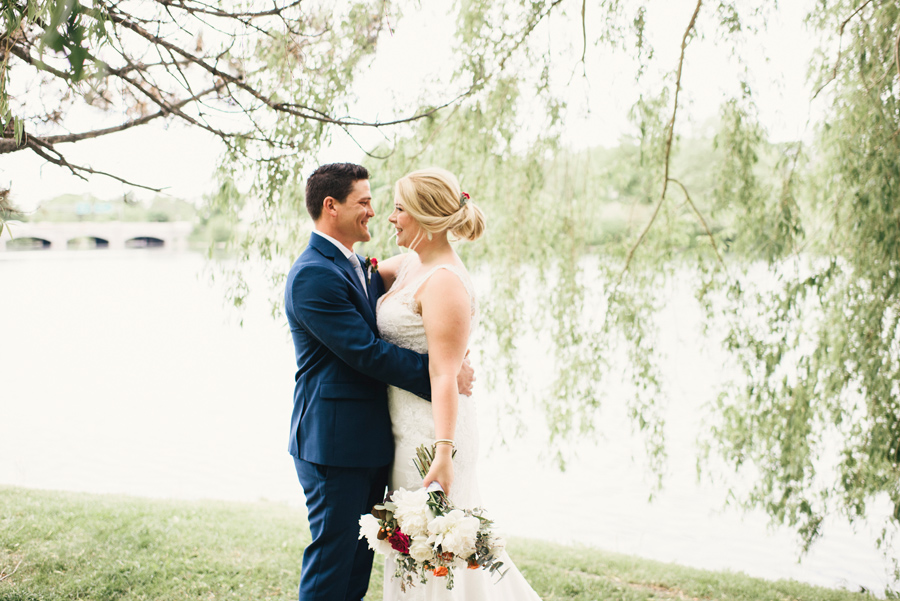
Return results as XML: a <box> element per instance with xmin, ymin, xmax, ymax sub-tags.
<box><xmin>333</xmin><ymin>179</ymin><xmax>374</xmax><ymax>248</ymax></box>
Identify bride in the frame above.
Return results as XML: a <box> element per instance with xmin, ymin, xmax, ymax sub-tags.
<box><xmin>375</xmin><ymin>167</ymin><xmax>541</xmax><ymax>600</ymax></box>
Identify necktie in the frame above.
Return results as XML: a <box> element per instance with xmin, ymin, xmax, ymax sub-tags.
<box><xmin>348</xmin><ymin>254</ymin><xmax>368</xmax><ymax>297</ymax></box>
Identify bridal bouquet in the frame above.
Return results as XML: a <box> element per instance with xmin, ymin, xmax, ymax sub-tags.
<box><xmin>358</xmin><ymin>445</ymin><xmax>506</xmax><ymax>591</ymax></box>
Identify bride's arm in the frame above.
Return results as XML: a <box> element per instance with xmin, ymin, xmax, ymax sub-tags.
<box><xmin>418</xmin><ymin>270</ymin><xmax>471</xmax><ymax>494</ymax></box>
<box><xmin>374</xmin><ymin>254</ymin><xmax>405</xmax><ymax>291</ymax></box>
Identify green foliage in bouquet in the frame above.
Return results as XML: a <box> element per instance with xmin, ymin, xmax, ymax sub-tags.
<box><xmin>361</xmin><ymin>445</ymin><xmax>505</xmax><ymax>591</ymax></box>
<box><xmin>412</xmin><ymin>444</ymin><xmax>507</xmax><ymax>583</ymax></box>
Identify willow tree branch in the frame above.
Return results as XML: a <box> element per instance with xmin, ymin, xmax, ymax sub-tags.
<box><xmin>0</xmin><ymin>81</ymin><xmax>228</xmax><ymax>154</ymax></box>
<box><xmin>164</xmin><ymin>1</ymin><xmax>281</xmax><ymax>40</ymax></box>
<box><xmin>109</xmin><ymin>66</ymin><xmax>247</xmax><ymax>144</ymax></box>
<box><xmin>811</xmin><ymin>0</ymin><xmax>873</xmax><ymax>100</ymax></box>
<box><xmin>670</xmin><ymin>178</ymin><xmax>725</xmax><ymax>267</ymax></box>
<box><xmin>618</xmin><ymin>0</ymin><xmax>702</xmax><ymax>283</ymax></box>
<box><xmin>26</xmin><ymin>138</ymin><xmax>164</xmax><ymax>192</ymax></box>
<box><xmin>274</xmin><ymin>87</ymin><xmax>478</xmax><ymax>127</ymax></box>
<box><xmin>339</xmin><ymin>124</ymin><xmax>395</xmax><ymax>160</ymax></box>
<box><xmin>102</xmin><ymin>71</ymin><xmax>311</xmax><ymax>152</ymax></box>
<box><xmin>580</xmin><ymin>0</ymin><xmax>588</xmax><ymax>73</ymax></box>
<box><xmin>404</xmin><ymin>104</ymin><xmax>464</xmax><ymax>172</ymax></box>
<box><xmin>7</xmin><ymin>43</ymin><xmax>72</xmax><ymax>80</ymax></box>
<box><xmin>155</xmin><ymin>0</ymin><xmax>303</xmax><ymax>20</ymax></box>
<box><xmin>99</xmin><ymin>1</ymin><xmax>478</xmax><ymax>129</ymax></box>
<box><xmin>497</xmin><ymin>0</ymin><xmax>565</xmax><ymax>73</ymax></box>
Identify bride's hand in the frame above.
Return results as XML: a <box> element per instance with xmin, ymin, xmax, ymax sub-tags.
<box><xmin>423</xmin><ymin>447</ymin><xmax>454</xmax><ymax>495</ymax></box>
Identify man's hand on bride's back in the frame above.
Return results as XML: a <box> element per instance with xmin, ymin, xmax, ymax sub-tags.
<box><xmin>456</xmin><ymin>351</ymin><xmax>475</xmax><ymax>396</ymax></box>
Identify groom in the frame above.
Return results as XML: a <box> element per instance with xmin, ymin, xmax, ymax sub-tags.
<box><xmin>284</xmin><ymin>163</ymin><xmax>473</xmax><ymax>601</ymax></box>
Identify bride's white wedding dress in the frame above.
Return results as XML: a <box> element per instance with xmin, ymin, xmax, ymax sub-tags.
<box><xmin>376</xmin><ymin>256</ymin><xmax>541</xmax><ymax>601</ymax></box>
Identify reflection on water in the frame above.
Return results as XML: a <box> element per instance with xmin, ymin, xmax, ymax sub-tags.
<box><xmin>0</xmin><ymin>250</ymin><xmax>890</xmax><ymax>595</ymax></box>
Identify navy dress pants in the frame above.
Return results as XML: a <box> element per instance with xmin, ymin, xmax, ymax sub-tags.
<box><xmin>294</xmin><ymin>457</ymin><xmax>389</xmax><ymax>601</ymax></box>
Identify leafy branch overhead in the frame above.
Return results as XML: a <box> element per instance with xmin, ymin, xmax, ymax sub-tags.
<box><xmin>0</xmin><ymin>0</ymin><xmax>478</xmax><ymax>190</ymax></box>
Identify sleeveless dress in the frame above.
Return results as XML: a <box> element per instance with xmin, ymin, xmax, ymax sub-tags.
<box><xmin>376</xmin><ymin>255</ymin><xmax>541</xmax><ymax>601</ymax></box>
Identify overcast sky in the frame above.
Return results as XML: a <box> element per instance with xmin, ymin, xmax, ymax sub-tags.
<box><xmin>2</xmin><ymin>0</ymin><xmax>819</xmax><ymax>210</ymax></box>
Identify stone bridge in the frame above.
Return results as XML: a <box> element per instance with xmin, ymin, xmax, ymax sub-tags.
<box><xmin>0</xmin><ymin>221</ymin><xmax>194</xmax><ymax>252</ymax></box>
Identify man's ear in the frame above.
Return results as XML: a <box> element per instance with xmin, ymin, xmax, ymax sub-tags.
<box><xmin>322</xmin><ymin>196</ymin><xmax>337</xmax><ymax>217</ymax></box>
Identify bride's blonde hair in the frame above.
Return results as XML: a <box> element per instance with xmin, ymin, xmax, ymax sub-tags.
<box><xmin>394</xmin><ymin>167</ymin><xmax>485</xmax><ymax>242</ymax></box>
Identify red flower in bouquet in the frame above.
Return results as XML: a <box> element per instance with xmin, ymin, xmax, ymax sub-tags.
<box><xmin>359</xmin><ymin>445</ymin><xmax>507</xmax><ymax>591</ymax></box>
<box><xmin>388</xmin><ymin>529</ymin><xmax>411</xmax><ymax>554</ymax></box>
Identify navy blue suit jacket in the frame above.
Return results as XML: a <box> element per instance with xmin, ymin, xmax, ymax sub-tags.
<box><xmin>285</xmin><ymin>233</ymin><xmax>432</xmax><ymax>468</ymax></box>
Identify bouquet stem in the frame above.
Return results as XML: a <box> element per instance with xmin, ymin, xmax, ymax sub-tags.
<box><xmin>412</xmin><ymin>444</ymin><xmax>452</xmax><ymax>509</ymax></box>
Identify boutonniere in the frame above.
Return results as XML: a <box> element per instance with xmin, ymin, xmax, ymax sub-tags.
<box><xmin>364</xmin><ymin>256</ymin><xmax>378</xmax><ymax>283</ymax></box>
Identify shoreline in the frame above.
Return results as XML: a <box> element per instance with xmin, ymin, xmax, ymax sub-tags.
<box><xmin>0</xmin><ymin>485</ymin><xmax>883</xmax><ymax>600</ymax></box>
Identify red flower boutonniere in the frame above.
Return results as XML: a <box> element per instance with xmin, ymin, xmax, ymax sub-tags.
<box><xmin>364</xmin><ymin>256</ymin><xmax>378</xmax><ymax>282</ymax></box>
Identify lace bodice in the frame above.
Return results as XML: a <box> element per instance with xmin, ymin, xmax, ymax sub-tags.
<box><xmin>376</xmin><ymin>254</ymin><xmax>480</xmax><ymax>508</ymax></box>
<box><xmin>376</xmin><ymin>255</ymin><xmax>478</xmax><ymax>353</ymax></box>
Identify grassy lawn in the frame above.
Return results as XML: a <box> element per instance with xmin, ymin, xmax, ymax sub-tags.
<box><xmin>0</xmin><ymin>486</ymin><xmax>875</xmax><ymax>600</ymax></box>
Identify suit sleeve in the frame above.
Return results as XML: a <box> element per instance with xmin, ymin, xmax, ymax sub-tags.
<box><xmin>290</xmin><ymin>264</ymin><xmax>432</xmax><ymax>400</ymax></box>
<box><xmin>373</xmin><ymin>271</ymin><xmax>386</xmax><ymax>298</ymax></box>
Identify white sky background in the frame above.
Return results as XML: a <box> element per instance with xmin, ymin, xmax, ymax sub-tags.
<box><xmin>2</xmin><ymin>0</ymin><xmax>823</xmax><ymax>210</ymax></box>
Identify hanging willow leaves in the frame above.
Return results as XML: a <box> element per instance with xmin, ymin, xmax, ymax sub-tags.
<box><xmin>362</xmin><ymin>0</ymin><xmax>900</xmax><ymax>582</ymax></box>
<box><xmin>699</xmin><ymin>0</ymin><xmax>900</xmax><ymax>581</ymax></box>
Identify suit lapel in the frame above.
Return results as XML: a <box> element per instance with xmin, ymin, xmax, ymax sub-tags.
<box><xmin>308</xmin><ymin>235</ymin><xmax>377</xmax><ymax>328</ymax></box>
<box><xmin>309</xmin><ymin>234</ymin><xmax>362</xmax><ymax>293</ymax></box>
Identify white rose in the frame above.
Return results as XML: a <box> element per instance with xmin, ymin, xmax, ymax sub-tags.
<box><xmin>391</xmin><ymin>488</ymin><xmax>433</xmax><ymax>539</ymax></box>
<box><xmin>358</xmin><ymin>514</ymin><xmax>393</xmax><ymax>556</ymax></box>
<box><xmin>426</xmin><ymin>509</ymin><xmax>480</xmax><ymax>558</ymax></box>
<box><xmin>408</xmin><ymin>535</ymin><xmax>434</xmax><ymax>563</ymax></box>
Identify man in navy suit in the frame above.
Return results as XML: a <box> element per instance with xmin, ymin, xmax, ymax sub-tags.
<box><xmin>284</xmin><ymin>163</ymin><xmax>473</xmax><ymax>601</ymax></box>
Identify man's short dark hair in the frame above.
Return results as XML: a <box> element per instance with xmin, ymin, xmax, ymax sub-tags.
<box><xmin>305</xmin><ymin>163</ymin><xmax>369</xmax><ymax>221</ymax></box>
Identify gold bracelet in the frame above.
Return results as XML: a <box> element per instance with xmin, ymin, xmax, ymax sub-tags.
<box><xmin>433</xmin><ymin>439</ymin><xmax>455</xmax><ymax>449</ymax></box>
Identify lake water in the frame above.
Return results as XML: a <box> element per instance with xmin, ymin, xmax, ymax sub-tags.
<box><xmin>0</xmin><ymin>250</ymin><xmax>891</xmax><ymax>595</ymax></box>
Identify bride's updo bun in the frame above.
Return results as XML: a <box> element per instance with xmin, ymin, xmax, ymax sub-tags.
<box><xmin>394</xmin><ymin>167</ymin><xmax>485</xmax><ymax>242</ymax></box>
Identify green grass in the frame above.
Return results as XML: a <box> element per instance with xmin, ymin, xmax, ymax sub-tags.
<box><xmin>0</xmin><ymin>486</ymin><xmax>876</xmax><ymax>600</ymax></box>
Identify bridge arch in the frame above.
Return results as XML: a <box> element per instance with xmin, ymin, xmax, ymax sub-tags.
<box><xmin>6</xmin><ymin>237</ymin><xmax>52</xmax><ymax>251</ymax></box>
<box><xmin>67</xmin><ymin>236</ymin><xmax>110</xmax><ymax>250</ymax></box>
<box><xmin>1</xmin><ymin>222</ymin><xmax>192</xmax><ymax>252</ymax></box>
<box><xmin>125</xmin><ymin>236</ymin><xmax>165</xmax><ymax>249</ymax></box>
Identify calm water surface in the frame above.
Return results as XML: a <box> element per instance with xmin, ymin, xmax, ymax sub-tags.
<box><xmin>0</xmin><ymin>250</ymin><xmax>890</xmax><ymax>594</ymax></box>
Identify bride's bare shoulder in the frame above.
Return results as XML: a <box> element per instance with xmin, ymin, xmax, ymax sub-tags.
<box><xmin>417</xmin><ymin>267</ymin><xmax>471</xmax><ymax>318</ymax></box>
